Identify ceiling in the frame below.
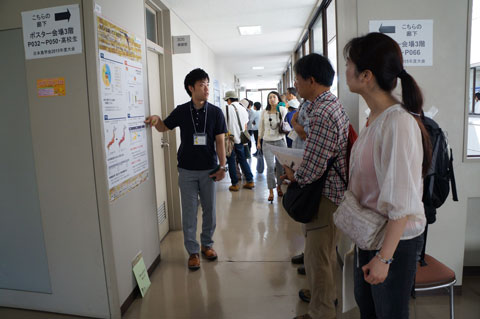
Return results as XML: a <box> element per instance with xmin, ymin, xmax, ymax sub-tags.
<box><xmin>163</xmin><ymin>0</ymin><xmax>321</xmax><ymax>89</ymax></box>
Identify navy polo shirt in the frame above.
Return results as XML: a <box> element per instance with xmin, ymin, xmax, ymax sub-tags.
<box><xmin>163</xmin><ymin>101</ymin><xmax>227</xmax><ymax>170</ymax></box>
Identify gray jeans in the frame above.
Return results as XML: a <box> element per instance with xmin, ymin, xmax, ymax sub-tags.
<box><xmin>178</xmin><ymin>168</ymin><xmax>216</xmax><ymax>255</ymax></box>
<box><xmin>263</xmin><ymin>139</ymin><xmax>286</xmax><ymax>189</ymax></box>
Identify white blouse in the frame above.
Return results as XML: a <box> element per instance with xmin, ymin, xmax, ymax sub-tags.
<box><xmin>349</xmin><ymin>105</ymin><xmax>426</xmax><ymax>240</ymax></box>
<box><xmin>258</xmin><ymin>106</ymin><xmax>288</xmax><ymax>142</ymax></box>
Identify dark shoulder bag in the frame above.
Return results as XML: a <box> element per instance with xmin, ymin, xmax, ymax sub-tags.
<box><xmin>282</xmin><ymin>157</ymin><xmax>343</xmax><ymax>223</ymax></box>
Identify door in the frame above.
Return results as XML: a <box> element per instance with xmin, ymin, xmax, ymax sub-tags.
<box><xmin>147</xmin><ymin>40</ymin><xmax>169</xmax><ymax>241</ymax></box>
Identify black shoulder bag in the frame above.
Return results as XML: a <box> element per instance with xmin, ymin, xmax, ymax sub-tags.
<box><xmin>282</xmin><ymin>157</ymin><xmax>346</xmax><ymax>223</ymax></box>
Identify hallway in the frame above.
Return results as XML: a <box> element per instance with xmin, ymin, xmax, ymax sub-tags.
<box><xmin>124</xmin><ymin>159</ymin><xmax>310</xmax><ymax>318</ymax></box>
<box><xmin>1</xmin><ymin>157</ymin><xmax>480</xmax><ymax>318</ymax></box>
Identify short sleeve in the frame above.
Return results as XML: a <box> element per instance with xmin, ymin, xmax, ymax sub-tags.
<box><xmin>214</xmin><ymin>108</ymin><xmax>227</xmax><ymax>135</ymax></box>
<box><xmin>163</xmin><ymin>106</ymin><xmax>182</xmax><ymax>130</ymax></box>
<box><xmin>374</xmin><ymin>111</ymin><xmax>425</xmax><ymax>220</ymax></box>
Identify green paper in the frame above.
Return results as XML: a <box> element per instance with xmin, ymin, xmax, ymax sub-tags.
<box><xmin>132</xmin><ymin>255</ymin><xmax>151</xmax><ymax>297</ymax></box>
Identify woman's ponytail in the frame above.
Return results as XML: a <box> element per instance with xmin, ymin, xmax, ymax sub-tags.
<box><xmin>399</xmin><ymin>71</ymin><xmax>432</xmax><ymax>176</ymax></box>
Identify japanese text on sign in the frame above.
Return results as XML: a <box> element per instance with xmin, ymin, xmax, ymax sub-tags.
<box><xmin>369</xmin><ymin>20</ymin><xmax>433</xmax><ymax>66</ymax></box>
<box><xmin>21</xmin><ymin>4</ymin><xmax>82</xmax><ymax>59</ymax></box>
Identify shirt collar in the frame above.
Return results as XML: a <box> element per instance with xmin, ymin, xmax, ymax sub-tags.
<box><xmin>191</xmin><ymin>100</ymin><xmax>207</xmax><ymax>112</ymax></box>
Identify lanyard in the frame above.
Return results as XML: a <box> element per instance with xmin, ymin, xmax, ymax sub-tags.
<box><xmin>190</xmin><ymin>101</ymin><xmax>208</xmax><ymax>134</ymax></box>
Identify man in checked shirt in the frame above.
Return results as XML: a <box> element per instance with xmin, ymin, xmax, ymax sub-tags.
<box><xmin>284</xmin><ymin>53</ymin><xmax>349</xmax><ymax>319</ymax></box>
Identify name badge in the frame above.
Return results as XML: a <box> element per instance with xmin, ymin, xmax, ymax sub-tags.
<box><xmin>193</xmin><ymin>133</ymin><xmax>207</xmax><ymax>146</ymax></box>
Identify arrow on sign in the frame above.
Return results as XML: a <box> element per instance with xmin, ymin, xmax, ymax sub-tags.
<box><xmin>379</xmin><ymin>24</ymin><xmax>395</xmax><ymax>34</ymax></box>
<box><xmin>55</xmin><ymin>9</ymin><xmax>71</xmax><ymax>22</ymax></box>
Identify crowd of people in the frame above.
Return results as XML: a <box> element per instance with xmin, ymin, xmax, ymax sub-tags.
<box><xmin>145</xmin><ymin>32</ymin><xmax>431</xmax><ymax>319</ymax></box>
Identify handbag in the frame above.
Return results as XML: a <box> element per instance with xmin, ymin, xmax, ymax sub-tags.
<box><xmin>282</xmin><ymin>157</ymin><xmax>337</xmax><ymax>223</ymax></box>
<box><xmin>225</xmin><ymin>105</ymin><xmax>235</xmax><ymax>156</ymax></box>
<box><xmin>255</xmin><ymin>149</ymin><xmax>264</xmax><ymax>173</ymax></box>
<box><xmin>278</xmin><ymin>112</ymin><xmax>290</xmax><ymax>135</ymax></box>
<box><xmin>232</xmin><ymin>104</ymin><xmax>251</xmax><ymax>144</ymax></box>
<box><xmin>333</xmin><ymin>190</ymin><xmax>388</xmax><ymax>250</ymax></box>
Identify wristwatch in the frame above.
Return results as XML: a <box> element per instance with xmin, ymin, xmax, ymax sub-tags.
<box><xmin>219</xmin><ymin>165</ymin><xmax>227</xmax><ymax>171</ymax></box>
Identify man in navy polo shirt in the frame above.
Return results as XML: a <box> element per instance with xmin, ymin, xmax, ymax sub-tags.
<box><xmin>145</xmin><ymin>68</ymin><xmax>227</xmax><ymax>270</ymax></box>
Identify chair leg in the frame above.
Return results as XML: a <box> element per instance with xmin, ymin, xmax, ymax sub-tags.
<box><xmin>449</xmin><ymin>285</ymin><xmax>455</xmax><ymax>319</ymax></box>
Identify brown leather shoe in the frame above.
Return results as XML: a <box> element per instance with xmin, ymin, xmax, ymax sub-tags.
<box><xmin>229</xmin><ymin>184</ymin><xmax>240</xmax><ymax>192</ymax></box>
<box><xmin>201</xmin><ymin>246</ymin><xmax>218</xmax><ymax>260</ymax></box>
<box><xmin>243</xmin><ymin>181</ymin><xmax>255</xmax><ymax>189</ymax></box>
<box><xmin>188</xmin><ymin>253</ymin><xmax>200</xmax><ymax>270</ymax></box>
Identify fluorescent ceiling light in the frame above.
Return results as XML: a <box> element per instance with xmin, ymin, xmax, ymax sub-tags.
<box><xmin>238</xmin><ymin>26</ymin><xmax>262</xmax><ymax>36</ymax></box>
<box><xmin>252</xmin><ymin>66</ymin><xmax>264</xmax><ymax>70</ymax></box>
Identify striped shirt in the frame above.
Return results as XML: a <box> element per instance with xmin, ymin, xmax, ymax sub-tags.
<box><xmin>294</xmin><ymin>91</ymin><xmax>349</xmax><ymax>205</ymax></box>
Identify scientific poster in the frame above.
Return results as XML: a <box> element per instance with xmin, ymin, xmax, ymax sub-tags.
<box><xmin>97</xmin><ymin>16</ymin><xmax>148</xmax><ymax>201</ymax></box>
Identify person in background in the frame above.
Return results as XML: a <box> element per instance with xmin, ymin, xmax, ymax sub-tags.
<box><xmin>285</xmin><ymin>100</ymin><xmax>298</xmax><ymax>148</ymax></box>
<box><xmin>241</xmin><ymin>98</ymin><xmax>254</xmax><ymax>158</ymax></box>
<box><xmin>344</xmin><ymin>32</ymin><xmax>431</xmax><ymax>319</ymax></box>
<box><xmin>222</xmin><ymin>91</ymin><xmax>255</xmax><ymax>192</ymax></box>
<box><xmin>283</xmin><ymin>54</ymin><xmax>349</xmax><ymax>319</ymax></box>
<box><xmin>258</xmin><ymin>91</ymin><xmax>288</xmax><ymax>202</ymax></box>
<box><xmin>474</xmin><ymin>92</ymin><xmax>480</xmax><ymax>113</ymax></box>
<box><xmin>286</xmin><ymin>87</ymin><xmax>300</xmax><ymax>109</ymax></box>
<box><xmin>250</xmin><ymin>101</ymin><xmax>261</xmax><ymax>156</ymax></box>
<box><xmin>145</xmin><ymin>68</ymin><xmax>227</xmax><ymax>271</ymax></box>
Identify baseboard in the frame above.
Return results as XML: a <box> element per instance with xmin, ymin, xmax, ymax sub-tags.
<box><xmin>463</xmin><ymin>266</ymin><xmax>480</xmax><ymax>276</ymax></box>
<box><xmin>120</xmin><ymin>254</ymin><xmax>161</xmax><ymax>315</ymax></box>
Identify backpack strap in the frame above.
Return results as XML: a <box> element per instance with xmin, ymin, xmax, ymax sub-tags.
<box><xmin>449</xmin><ymin>148</ymin><xmax>458</xmax><ymax>201</ymax></box>
<box><xmin>225</xmin><ymin>104</ymin><xmax>232</xmax><ymax>136</ymax></box>
<box><xmin>232</xmin><ymin>104</ymin><xmax>245</xmax><ymax>133</ymax></box>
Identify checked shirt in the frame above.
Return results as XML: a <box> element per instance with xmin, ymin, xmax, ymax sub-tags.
<box><xmin>294</xmin><ymin>90</ymin><xmax>349</xmax><ymax>205</ymax></box>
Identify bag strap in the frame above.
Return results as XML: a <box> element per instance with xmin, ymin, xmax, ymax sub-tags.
<box><xmin>226</xmin><ymin>104</ymin><xmax>231</xmax><ymax>134</ymax></box>
<box><xmin>449</xmin><ymin>148</ymin><xmax>458</xmax><ymax>201</ymax></box>
<box><xmin>332</xmin><ymin>163</ymin><xmax>348</xmax><ymax>187</ymax></box>
<box><xmin>232</xmin><ymin>104</ymin><xmax>245</xmax><ymax>133</ymax></box>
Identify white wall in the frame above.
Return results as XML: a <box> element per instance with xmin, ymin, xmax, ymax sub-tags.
<box><xmin>0</xmin><ymin>0</ymin><xmax>110</xmax><ymax>317</ymax></box>
<box><xmin>169</xmin><ymin>11</ymin><xmax>235</xmax><ymax>107</ymax></box>
<box><xmin>338</xmin><ymin>0</ymin><xmax>480</xmax><ymax>284</ymax></box>
<box><xmin>465</xmin><ymin>198</ymin><xmax>480</xmax><ymax>265</ymax></box>
<box><xmin>84</xmin><ymin>0</ymin><xmax>161</xmax><ymax>309</ymax></box>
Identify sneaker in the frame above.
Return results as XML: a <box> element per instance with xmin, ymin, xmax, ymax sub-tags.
<box><xmin>229</xmin><ymin>184</ymin><xmax>240</xmax><ymax>192</ymax></box>
<box><xmin>201</xmin><ymin>246</ymin><xmax>218</xmax><ymax>260</ymax></box>
<box><xmin>297</xmin><ymin>265</ymin><xmax>306</xmax><ymax>275</ymax></box>
<box><xmin>188</xmin><ymin>253</ymin><xmax>200</xmax><ymax>270</ymax></box>
<box><xmin>298</xmin><ymin>288</ymin><xmax>311</xmax><ymax>303</ymax></box>
<box><xmin>291</xmin><ymin>253</ymin><xmax>304</xmax><ymax>264</ymax></box>
<box><xmin>243</xmin><ymin>181</ymin><xmax>255</xmax><ymax>189</ymax></box>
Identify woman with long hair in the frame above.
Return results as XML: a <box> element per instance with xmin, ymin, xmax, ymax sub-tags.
<box><xmin>344</xmin><ymin>32</ymin><xmax>431</xmax><ymax>318</ymax></box>
<box><xmin>257</xmin><ymin>91</ymin><xmax>288</xmax><ymax>202</ymax></box>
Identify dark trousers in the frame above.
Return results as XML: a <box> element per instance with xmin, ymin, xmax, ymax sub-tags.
<box><xmin>354</xmin><ymin>234</ymin><xmax>424</xmax><ymax>319</ymax></box>
<box><xmin>227</xmin><ymin>143</ymin><xmax>253</xmax><ymax>185</ymax></box>
<box><xmin>248</xmin><ymin>130</ymin><xmax>259</xmax><ymax>151</ymax></box>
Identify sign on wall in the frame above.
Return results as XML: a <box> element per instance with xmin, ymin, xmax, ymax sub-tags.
<box><xmin>369</xmin><ymin>20</ymin><xmax>433</xmax><ymax>66</ymax></box>
<box><xmin>97</xmin><ymin>16</ymin><xmax>149</xmax><ymax>201</ymax></box>
<box><xmin>21</xmin><ymin>4</ymin><xmax>82</xmax><ymax>60</ymax></box>
<box><xmin>172</xmin><ymin>35</ymin><xmax>191</xmax><ymax>54</ymax></box>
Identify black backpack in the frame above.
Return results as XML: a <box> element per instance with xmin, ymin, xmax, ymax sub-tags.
<box><xmin>422</xmin><ymin>116</ymin><xmax>458</xmax><ymax>223</ymax></box>
<box><xmin>419</xmin><ymin>116</ymin><xmax>458</xmax><ymax>266</ymax></box>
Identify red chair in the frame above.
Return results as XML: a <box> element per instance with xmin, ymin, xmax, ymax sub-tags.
<box><xmin>415</xmin><ymin>254</ymin><xmax>457</xmax><ymax>319</ymax></box>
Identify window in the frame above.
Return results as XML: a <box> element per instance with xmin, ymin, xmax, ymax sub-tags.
<box><xmin>467</xmin><ymin>0</ymin><xmax>480</xmax><ymax>157</ymax></box>
<box><xmin>145</xmin><ymin>5</ymin><xmax>157</xmax><ymax>43</ymax></box>
<box><xmin>312</xmin><ymin>12</ymin><xmax>323</xmax><ymax>54</ymax></box>
<box><xmin>326</xmin><ymin>0</ymin><xmax>338</xmax><ymax>96</ymax></box>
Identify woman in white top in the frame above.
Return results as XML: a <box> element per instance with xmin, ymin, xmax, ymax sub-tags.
<box><xmin>344</xmin><ymin>33</ymin><xmax>432</xmax><ymax>319</ymax></box>
<box><xmin>257</xmin><ymin>91</ymin><xmax>288</xmax><ymax>202</ymax></box>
